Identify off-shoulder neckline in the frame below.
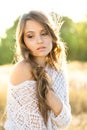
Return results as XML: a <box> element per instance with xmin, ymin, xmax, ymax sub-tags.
<box><xmin>8</xmin><ymin>80</ymin><xmax>36</xmax><ymax>89</ymax></box>
<box><xmin>8</xmin><ymin>65</ymin><xmax>60</xmax><ymax>89</ymax></box>
<box><xmin>8</xmin><ymin>64</ymin><xmax>50</xmax><ymax>89</ymax></box>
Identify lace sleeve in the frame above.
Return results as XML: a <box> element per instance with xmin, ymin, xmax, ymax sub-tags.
<box><xmin>5</xmin><ymin>81</ymin><xmax>47</xmax><ymax>130</ymax></box>
<box><xmin>50</xmin><ymin>70</ymin><xmax>72</xmax><ymax>129</ymax></box>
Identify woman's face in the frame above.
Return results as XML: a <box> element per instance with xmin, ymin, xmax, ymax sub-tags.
<box><xmin>23</xmin><ymin>20</ymin><xmax>53</xmax><ymax>58</ymax></box>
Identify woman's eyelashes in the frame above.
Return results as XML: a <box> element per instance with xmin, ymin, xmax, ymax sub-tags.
<box><xmin>41</xmin><ymin>30</ymin><xmax>49</xmax><ymax>36</ymax></box>
<box><xmin>27</xmin><ymin>34</ymin><xmax>34</xmax><ymax>38</ymax></box>
<box><xmin>26</xmin><ymin>31</ymin><xmax>49</xmax><ymax>39</ymax></box>
<box><xmin>41</xmin><ymin>32</ymin><xmax>48</xmax><ymax>36</ymax></box>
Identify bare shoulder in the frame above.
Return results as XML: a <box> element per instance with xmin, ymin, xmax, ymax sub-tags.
<box><xmin>10</xmin><ymin>60</ymin><xmax>33</xmax><ymax>85</ymax></box>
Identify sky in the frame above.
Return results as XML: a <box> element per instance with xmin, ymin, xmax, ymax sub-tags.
<box><xmin>0</xmin><ymin>0</ymin><xmax>87</xmax><ymax>36</ymax></box>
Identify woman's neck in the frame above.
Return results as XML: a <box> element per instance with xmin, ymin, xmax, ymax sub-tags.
<box><xmin>35</xmin><ymin>57</ymin><xmax>46</xmax><ymax>67</ymax></box>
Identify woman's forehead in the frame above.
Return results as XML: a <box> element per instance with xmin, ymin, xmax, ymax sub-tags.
<box><xmin>24</xmin><ymin>20</ymin><xmax>47</xmax><ymax>34</ymax></box>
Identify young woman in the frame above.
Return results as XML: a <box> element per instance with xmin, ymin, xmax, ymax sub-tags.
<box><xmin>4</xmin><ymin>10</ymin><xmax>71</xmax><ymax>130</ymax></box>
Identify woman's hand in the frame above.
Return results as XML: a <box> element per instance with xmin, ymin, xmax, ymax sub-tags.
<box><xmin>46</xmin><ymin>89</ymin><xmax>63</xmax><ymax>116</ymax></box>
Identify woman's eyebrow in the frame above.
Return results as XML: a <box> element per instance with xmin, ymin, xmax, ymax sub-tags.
<box><xmin>24</xmin><ymin>31</ymin><xmax>34</xmax><ymax>35</ymax></box>
<box><xmin>24</xmin><ymin>27</ymin><xmax>47</xmax><ymax>35</ymax></box>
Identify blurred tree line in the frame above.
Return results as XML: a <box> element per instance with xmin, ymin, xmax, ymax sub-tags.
<box><xmin>0</xmin><ymin>18</ymin><xmax>19</xmax><ymax>65</ymax></box>
<box><xmin>0</xmin><ymin>13</ymin><xmax>87</xmax><ymax>65</ymax></box>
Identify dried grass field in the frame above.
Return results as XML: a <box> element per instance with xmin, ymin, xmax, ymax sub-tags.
<box><xmin>0</xmin><ymin>61</ymin><xmax>87</xmax><ymax>130</ymax></box>
<box><xmin>67</xmin><ymin>61</ymin><xmax>87</xmax><ymax>130</ymax></box>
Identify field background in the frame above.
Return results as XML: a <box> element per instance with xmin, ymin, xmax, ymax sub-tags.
<box><xmin>0</xmin><ymin>61</ymin><xmax>87</xmax><ymax>130</ymax></box>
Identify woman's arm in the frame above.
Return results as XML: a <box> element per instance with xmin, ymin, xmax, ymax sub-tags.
<box><xmin>46</xmin><ymin>89</ymin><xmax>63</xmax><ymax>116</ymax></box>
<box><xmin>46</xmin><ymin>70</ymin><xmax>72</xmax><ymax>128</ymax></box>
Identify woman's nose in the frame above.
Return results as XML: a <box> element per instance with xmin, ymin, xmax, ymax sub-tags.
<box><xmin>37</xmin><ymin>35</ymin><xmax>43</xmax><ymax>44</ymax></box>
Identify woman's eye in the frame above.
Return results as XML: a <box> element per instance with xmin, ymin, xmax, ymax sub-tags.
<box><xmin>41</xmin><ymin>31</ymin><xmax>48</xmax><ymax>36</ymax></box>
<box><xmin>27</xmin><ymin>35</ymin><xmax>34</xmax><ymax>38</ymax></box>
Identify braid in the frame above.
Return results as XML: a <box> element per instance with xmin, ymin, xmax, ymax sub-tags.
<box><xmin>30</xmin><ymin>61</ymin><xmax>52</xmax><ymax>126</ymax></box>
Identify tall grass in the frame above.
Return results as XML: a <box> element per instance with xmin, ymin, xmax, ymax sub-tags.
<box><xmin>70</xmin><ymin>87</ymin><xmax>87</xmax><ymax>114</ymax></box>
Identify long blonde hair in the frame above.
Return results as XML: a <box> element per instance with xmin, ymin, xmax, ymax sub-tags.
<box><xmin>16</xmin><ymin>10</ymin><xmax>66</xmax><ymax>125</ymax></box>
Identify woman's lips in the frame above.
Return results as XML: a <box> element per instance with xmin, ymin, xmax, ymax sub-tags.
<box><xmin>37</xmin><ymin>46</ymin><xmax>46</xmax><ymax>50</ymax></box>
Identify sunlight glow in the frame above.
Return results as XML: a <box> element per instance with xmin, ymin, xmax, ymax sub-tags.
<box><xmin>0</xmin><ymin>0</ymin><xmax>87</xmax><ymax>36</ymax></box>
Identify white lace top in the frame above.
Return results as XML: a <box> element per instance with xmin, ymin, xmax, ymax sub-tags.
<box><xmin>4</xmin><ymin>65</ymin><xmax>71</xmax><ymax>130</ymax></box>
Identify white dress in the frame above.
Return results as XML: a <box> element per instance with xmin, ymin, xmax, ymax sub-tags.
<box><xmin>4</xmin><ymin>65</ymin><xmax>71</xmax><ymax>130</ymax></box>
